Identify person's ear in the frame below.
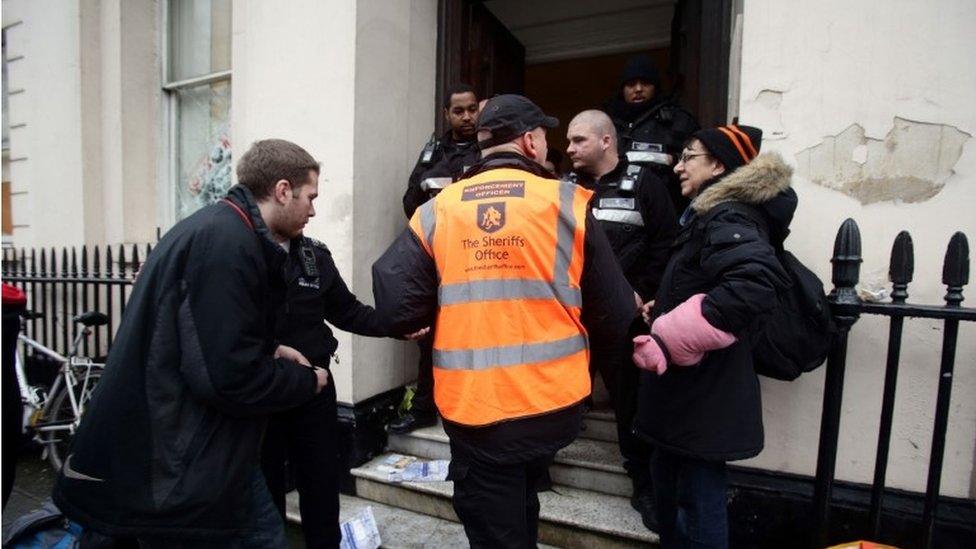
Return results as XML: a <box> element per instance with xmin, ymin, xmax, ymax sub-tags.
<box><xmin>711</xmin><ymin>162</ymin><xmax>726</xmax><ymax>178</ymax></box>
<box><xmin>273</xmin><ymin>179</ymin><xmax>292</xmax><ymax>204</ymax></box>
<box><xmin>521</xmin><ymin>132</ymin><xmax>539</xmax><ymax>160</ymax></box>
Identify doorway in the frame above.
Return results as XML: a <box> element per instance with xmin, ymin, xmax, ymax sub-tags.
<box><xmin>436</xmin><ymin>0</ymin><xmax>735</xmax><ymax>172</ymax></box>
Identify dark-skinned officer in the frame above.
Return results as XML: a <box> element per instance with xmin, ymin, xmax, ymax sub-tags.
<box><xmin>392</xmin><ymin>84</ymin><xmax>482</xmax><ymax>434</ymax></box>
<box><xmin>603</xmin><ymin>55</ymin><xmax>698</xmax><ymax>213</ymax></box>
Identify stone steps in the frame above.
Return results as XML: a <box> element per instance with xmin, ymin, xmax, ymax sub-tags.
<box><xmin>285</xmin><ymin>491</ymin><xmax>561</xmax><ymax>549</ymax></box>
<box><xmin>581</xmin><ymin>409</ymin><xmax>619</xmax><ymax>443</ymax></box>
<box><xmin>386</xmin><ymin>420</ymin><xmax>632</xmax><ymax>498</ymax></box>
<box><xmin>351</xmin><ymin>453</ymin><xmax>657</xmax><ymax>548</ymax></box>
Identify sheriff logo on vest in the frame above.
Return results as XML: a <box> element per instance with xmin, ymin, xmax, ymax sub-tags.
<box><xmin>477</xmin><ymin>202</ymin><xmax>505</xmax><ymax>232</ymax></box>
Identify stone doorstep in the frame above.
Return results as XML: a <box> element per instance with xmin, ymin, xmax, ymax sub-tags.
<box><xmin>351</xmin><ymin>453</ymin><xmax>657</xmax><ymax>548</ymax></box>
<box><xmin>581</xmin><ymin>410</ymin><xmax>619</xmax><ymax>443</ymax></box>
<box><xmin>284</xmin><ymin>492</ymin><xmax>562</xmax><ymax>549</ymax></box>
<box><xmin>388</xmin><ymin>422</ymin><xmax>633</xmax><ymax>498</ymax></box>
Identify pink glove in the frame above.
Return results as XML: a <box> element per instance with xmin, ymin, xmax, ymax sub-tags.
<box><xmin>650</xmin><ymin>294</ymin><xmax>737</xmax><ymax>366</ymax></box>
<box><xmin>633</xmin><ymin>334</ymin><xmax>668</xmax><ymax>375</ymax></box>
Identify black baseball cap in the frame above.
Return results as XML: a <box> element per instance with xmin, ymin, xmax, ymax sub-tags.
<box><xmin>476</xmin><ymin>94</ymin><xmax>559</xmax><ymax>149</ymax></box>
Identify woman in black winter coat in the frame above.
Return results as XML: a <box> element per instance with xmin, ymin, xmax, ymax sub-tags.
<box><xmin>631</xmin><ymin>125</ymin><xmax>795</xmax><ymax>549</ymax></box>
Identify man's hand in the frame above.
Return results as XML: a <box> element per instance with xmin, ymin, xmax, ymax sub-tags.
<box><xmin>275</xmin><ymin>344</ymin><xmax>311</xmax><ymax>367</ymax></box>
<box><xmin>405</xmin><ymin>326</ymin><xmax>431</xmax><ymax>341</ymax></box>
<box><xmin>641</xmin><ymin>300</ymin><xmax>655</xmax><ymax>326</ymax></box>
<box><xmin>313</xmin><ymin>367</ymin><xmax>330</xmax><ymax>393</ymax></box>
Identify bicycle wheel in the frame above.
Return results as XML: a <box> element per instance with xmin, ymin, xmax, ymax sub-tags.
<box><xmin>43</xmin><ymin>369</ymin><xmax>102</xmax><ymax>471</ymax></box>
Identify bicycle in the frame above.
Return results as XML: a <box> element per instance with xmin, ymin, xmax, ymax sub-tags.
<box><xmin>15</xmin><ymin>310</ymin><xmax>109</xmax><ymax>471</ymax></box>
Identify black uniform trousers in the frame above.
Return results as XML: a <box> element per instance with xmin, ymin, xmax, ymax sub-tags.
<box><xmin>261</xmin><ymin>378</ymin><xmax>340</xmax><ymax>549</ymax></box>
<box><xmin>448</xmin><ymin>445</ymin><xmax>554</xmax><ymax>549</ymax></box>
<box><xmin>593</xmin><ymin>316</ymin><xmax>653</xmax><ymax>494</ymax></box>
<box><xmin>410</xmin><ymin>334</ymin><xmax>436</xmax><ymax>415</ymax></box>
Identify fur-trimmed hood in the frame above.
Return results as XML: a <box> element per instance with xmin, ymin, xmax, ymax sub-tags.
<box><xmin>691</xmin><ymin>152</ymin><xmax>792</xmax><ymax>213</ymax></box>
<box><xmin>690</xmin><ymin>151</ymin><xmax>798</xmax><ymax>241</ymax></box>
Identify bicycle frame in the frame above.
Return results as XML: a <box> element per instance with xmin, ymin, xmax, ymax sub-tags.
<box><xmin>17</xmin><ymin>326</ymin><xmax>103</xmax><ymax>442</ymax></box>
<box><xmin>15</xmin><ymin>334</ymin><xmax>68</xmax><ymax>427</ymax></box>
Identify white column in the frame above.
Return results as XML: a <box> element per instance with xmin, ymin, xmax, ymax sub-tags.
<box><xmin>232</xmin><ymin>0</ymin><xmax>437</xmax><ymax>404</ymax></box>
<box><xmin>350</xmin><ymin>0</ymin><xmax>438</xmax><ymax>402</ymax></box>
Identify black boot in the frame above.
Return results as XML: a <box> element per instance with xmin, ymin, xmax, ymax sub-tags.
<box><xmin>388</xmin><ymin>410</ymin><xmax>437</xmax><ymax>434</ymax></box>
<box><xmin>631</xmin><ymin>486</ymin><xmax>659</xmax><ymax>531</ymax></box>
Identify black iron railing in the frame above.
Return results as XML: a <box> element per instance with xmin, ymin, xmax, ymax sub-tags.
<box><xmin>813</xmin><ymin>219</ymin><xmax>974</xmax><ymax>548</ymax></box>
<box><xmin>1</xmin><ymin>244</ymin><xmax>150</xmax><ymax>359</ymax></box>
<box><xmin>1</xmin><ymin>219</ymin><xmax>972</xmax><ymax>547</ymax></box>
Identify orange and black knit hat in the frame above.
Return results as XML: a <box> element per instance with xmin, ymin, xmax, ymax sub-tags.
<box><xmin>693</xmin><ymin>125</ymin><xmax>762</xmax><ymax>171</ymax></box>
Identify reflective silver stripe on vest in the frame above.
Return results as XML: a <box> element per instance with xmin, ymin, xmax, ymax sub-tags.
<box><xmin>626</xmin><ymin>150</ymin><xmax>673</xmax><ymax>166</ymax></box>
<box><xmin>434</xmin><ymin>334</ymin><xmax>587</xmax><ymax>370</ymax></box>
<box><xmin>592</xmin><ymin>207</ymin><xmax>645</xmax><ymax>227</ymax></box>
<box><xmin>439</xmin><ymin>278</ymin><xmax>582</xmax><ymax>307</ymax></box>
<box><xmin>552</xmin><ymin>183</ymin><xmax>578</xmax><ymax>305</ymax></box>
<box><xmin>421</xmin><ymin>177</ymin><xmax>452</xmax><ymax>191</ymax></box>
<box><xmin>419</xmin><ymin>200</ymin><xmax>436</xmax><ymax>249</ymax></box>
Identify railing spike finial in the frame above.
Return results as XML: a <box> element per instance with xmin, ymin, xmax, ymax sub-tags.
<box><xmin>118</xmin><ymin>244</ymin><xmax>126</xmax><ymax>276</ymax></box>
<box><xmin>830</xmin><ymin>218</ymin><xmax>863</xmax><ymax>304</ymax></box>
<box><xmin>942</xmin><ymin>232</ymin><xmax>969</xmax><ymax>307</ymax></box>
<box><xmin>132</xmin><ymin>243</ymin><xmax>140</xmax><ymax>275</ymax></box>
<box><xmin>889</xmin><ymin>231</ymin><xmax>914</xmax><ymax>304</ymax></box>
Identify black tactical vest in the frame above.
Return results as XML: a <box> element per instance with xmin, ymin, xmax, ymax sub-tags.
<box><xmin>567</xmin><ymin>164</ymin><xmax>648</xmax><ymax>274</ymax></box>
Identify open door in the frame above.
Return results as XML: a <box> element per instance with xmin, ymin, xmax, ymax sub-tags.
<box><xmin>436</xmin><ymin>0</ymin><xmax>525</xmax><ymax>133</ymax></box>
<box><xmin>437</xmin><ymin>0</ymin><xmax>733</xmax><ymax>138</ymax></box>
<box><xmin>671</xmin><ymin>0</ymin><xmax>734</xmax><ymax>127</ymax></box>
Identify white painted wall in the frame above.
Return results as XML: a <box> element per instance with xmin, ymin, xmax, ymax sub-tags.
<box><xmin>2</xmin><ymin>0</ymin><xmax>159</xmax><ymax>250</ymax></box>
<box><xmin>2</xmin><ymin>1</ymin><xmax>85</xmax><ymax>248</ymax></box>
<box><xmin>351</xmin><ymin>0</ymin><xmax>437</xmax><ymax>402</ymax></box>
<box><xmin>738</xmin><ymin>0</ymin><xmax>976</xmax><ymax>498</ymax></box>
<box><xmin>232</xmin><ymin>0</ymin><xmax>437</xmax><ymax>404</ymax></box>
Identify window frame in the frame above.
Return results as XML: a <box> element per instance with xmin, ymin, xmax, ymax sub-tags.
<box><xmin>159</xmin><ymin>0</ymin><xmax>232</xmax><ymax>229</ymax></box>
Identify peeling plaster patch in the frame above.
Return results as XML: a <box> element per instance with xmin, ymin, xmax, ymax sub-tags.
<box><xmin>795</xmin><ymin>118</ymin><xmax>971</xmax><ymax>205</ymax></box>
<box><xmin>751</xmin><ymin>90</ymin><xmax>787</xmax><ymax>140</ymax></box>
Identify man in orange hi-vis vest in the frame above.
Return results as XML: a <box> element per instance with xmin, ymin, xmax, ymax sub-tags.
<box><xmin>372</xmin><ymin>95</ymin><xmax>636</xmax><ymax>548</ymax></box>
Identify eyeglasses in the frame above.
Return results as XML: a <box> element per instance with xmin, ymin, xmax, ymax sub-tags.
<box><xmin>678</xmin><ymin>151</ymin><xmax>710</xmax><ymax>164</ymax></box>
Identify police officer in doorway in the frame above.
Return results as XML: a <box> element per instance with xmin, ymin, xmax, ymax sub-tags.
<box><xmin>402</xmin><ymin>84</ymin><xmax>483</xmax><ymax>218</ymax></box>
<box><xmin>566</xmin><ymin>109</ymin><xmax>679</xmax><ymax>531</ymax></box>
<box><xmin>262</xmin><ymin>234</ymin><xmax>421</xmax><ymax>548</ymax></box>
<box><xmin>603</xmin><ymin>55</ymin><xmax>698</xmax><ymax>213</ymax></box>
<box><xmin>392</xmin><ymin>84</ymin><xmax>482</xmax><ymax>434</ymax></box>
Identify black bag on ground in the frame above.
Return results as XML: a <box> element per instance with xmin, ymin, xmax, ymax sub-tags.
<box><xmin>708</xmin><ymin>202</ymin><xmax>836</xmax><ymax>380</ymax></box>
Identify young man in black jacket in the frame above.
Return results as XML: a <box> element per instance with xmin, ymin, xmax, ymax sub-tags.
<box><xmin>53</xmin><ymin>139</ymin><xmax>329</xmax><ymax>547</ymax></box>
